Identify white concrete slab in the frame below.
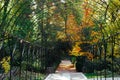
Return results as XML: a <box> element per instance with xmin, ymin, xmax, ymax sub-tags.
<box><xmin>45</xmin><ymin>72</ymin><xmax>87</xmax><ymax>80</ymax></box>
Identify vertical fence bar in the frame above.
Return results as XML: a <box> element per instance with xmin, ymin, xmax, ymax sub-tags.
<box><xmin>25</xmin><ymin>43</ymin><xmax>27</xmax><ymax>80</ymax></box>
<box><xmin>45</xmin><ymin>48</ymin><xmax>48</xmax><ymax>72</ymax></box>
<box><xmin>0</xmin><ymin>35</ymin><xmax>5</xmax><ymax>80</ymax></box>
<box><xmin>34</xmin><ymin>49</ymin><xmax>36</xmax><ymax>79</ymax></box>
<box><xmin>39</xmin><ymin>47</ymin><xmax>42</xmax><ymax>72</ymax></box>
<box><xmin>8</xmin><ymin>37</ymin><xmax>12</xmax><ymax>80</ymax></box>
<box><xmin>111</xmin><ymin>36</ymin><xmax>115</xmax><ymax>80</ymax></box>
<box><xmin>32</xmin><ymin>47</ymin><xmax>35</xmax><ymax>80</ymax></box>
<box><xmin>28</xmin><ymin>45</ymin><xmax>31</xmax><ymax>79</ymax></box>
<box><xmin>43</xmin><ymin>47</ymin><xmax>46</xmax><ymax>72</ymax></box>
<box><xmin>9</xmin><ymin>37</ymin><xmax>17</xmax><ymax>80</ymax></box>
<box><xmin>30</xmin><ymin>46</ymin><xmax>33</xmax><ymax>79</ymax></box>
<box><xmin>41</xmin><ymin>47</ymin><xmax>44</xmax><ymax>72</ymax></box>
<box><xmin>91</xmin><ymin>45</ymin><xmax>94</xmax><ymax>79</ymax></box>
<box><xmin>103</xmin><ymin>40</ymin><xmax>107</xmax><ymax>80</ymax></box>
<box><xmin>0</xmin><ymin>39</ymin><xmax>4</xmax><ymax>50</ymax></box>
<box><xmin>19</xmin><ymin>40</ymin><xmax>25</xmax><ymax>80</ymax></box>
<box><xmin>99</xmin><ymin>44</ymin><xmax>102</xmax><ymax>80</ymax></box>
<box><xmin>19</xmin><ymin>40</ymin><xmax>22</xmax><ymax>79</ymax></box>
<box><xmin>38</xmin><ymin>48</ymin><xmax>40</xmax><ymax>79</ymax></box>
<box><xmin>0</xmin><ymin>37</ymin><xmax>4</xmax><ymax>79</ymax></box>
<box><xmin>96</xmin><ymin>45</ymin><xmax>99</xmax><ymax>80</ymax></box>
<box><xmin>35</xmin><ymin>49</ymin><xmax>38</xmax><ymax>79</ymax></box>
<box><xmin>36</xmin><ymin>48</ymin><xmax>38</xmax><ymax>79</ymax></box>
<box><xmin>25</xmin><ymin>43</ymin><xmax>30</xmax><ymax>80</ymax></box>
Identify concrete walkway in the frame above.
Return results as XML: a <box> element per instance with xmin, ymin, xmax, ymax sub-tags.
<box><xmin>45</xmin><ymin>60</ymin><xmax>120</xmax><ymax>80</ymax></box>
<box><xmin>55</xmin><ymin>60</ymin><xmax>76</xmax><ymax>73</ymax></box>
<box><xmin>45</xmin><ymin>60</ymin><xmax>87</xmax><ymax>80</ymax></box>
<box><xmin>45</xmin><ymin>72</ymin><xmax>87</xmax><ymax>80</ymax></box>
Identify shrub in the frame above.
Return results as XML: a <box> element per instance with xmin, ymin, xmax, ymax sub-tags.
<box><xmin>83</xmin><ymin>60</ymin><xmax>94</xmax><ymax>73</ymax></box>
<box><xmin>75</xmin><ymin>56</ymin><xmax>86</xmax><ymax>72</ymax></box>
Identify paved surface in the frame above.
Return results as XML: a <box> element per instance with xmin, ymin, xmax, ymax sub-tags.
<box><xmin>45</xmin><ymin>60</ymin><xmax>87</xmax><ymax>80</ymax></box>
<box><xmin>45</xmin><ymin>72</ymin><xmax>87</xmax><ymax>80</ymax></box>
<box><xmin>45</xmin><ymin>60</ymin><xmax>120</xmax><ymax>80</ymax></box>
<box><xmin>55</xmin><ymin>60</ymin><xmax>76</xmax><ymax>73</ymax></box>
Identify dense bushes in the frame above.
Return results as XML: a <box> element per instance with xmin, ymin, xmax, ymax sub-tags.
<box><xmin>75</xmin><ymin>57</ymin><xmax>109</xmax><ymax>72</ymax></box>
<box><xmin>75</xmin><ymin>56</ymin><xmax>86</xmax><ymax>72</ymax></box>
<box><xmin>75</xmin><ymin>56</ymin><xmax>120</xmax><ymax>74</ymax></box>
<box><xmin>75</xmin><ymin>56</ymin><xmax>94</xmax><ymax>73</ymax></box>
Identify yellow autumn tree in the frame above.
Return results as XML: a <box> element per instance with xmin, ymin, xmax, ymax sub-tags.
<box><xmin>0</xmin><ymin>56</ymin><xmax>11</xmax><ymax>73</ymax></box>
<box><xmin>66</xmin><ymin>14</ymin><xmax>81</xmax><ymax>41</ymax></box>
<box><xmin>69</xmin><ymin>0</ymin><xmax>101</xmax><ymax>60</ymax></box>
<box><xmin>69</xmin><ymin>42</ymin><xmax>94</xmax><ymax>60</ymax></box>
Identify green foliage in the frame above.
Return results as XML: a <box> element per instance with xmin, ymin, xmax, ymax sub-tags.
<box><xmin>0</xmin><ymin>0</ymin><xmax>120</xmax><ymax>78</ymax></box>
<box><xmin>75</xmin><ymin>56</ymin><xmax>86</xmax><ymax>72</ymax></box>
<box><xmin>82</xmin><ymin>27</ymin><xmax>92</xmax><ymax>41</ymax></box>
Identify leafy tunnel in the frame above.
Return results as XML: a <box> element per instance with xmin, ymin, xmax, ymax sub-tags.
<box><xmin>0</xmin><ymin>0</ymin><xmax>120</xmax><ymax>79</ymax></box>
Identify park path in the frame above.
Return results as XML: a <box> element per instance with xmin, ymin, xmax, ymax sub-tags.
<box><xmin>45</xmin><ymin>60</ymin><xmax>87</xmax><ymax>80</ymax></box>
<box><xmin>45</xmin><ymin>60</ymin><xmax>120</xmax><ymax>80</ymax></box>
<box><xmin>55</xmin><ymin>60</ymin><xmax>76</xmax><ymax>73</ymax></box>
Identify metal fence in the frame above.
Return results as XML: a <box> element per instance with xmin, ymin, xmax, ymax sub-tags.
<box><xmin>88</xmin><ymin>32</ymin><xmax>120</xmax><ymax>79</ymax></box>
<box><xmin>0</xmin><ymin>34</ymin><xmax>60</xmax><ymax>80</ymax></box>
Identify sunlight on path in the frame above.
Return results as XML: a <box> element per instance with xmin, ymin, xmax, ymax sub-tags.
<box><xmin>55</xmin><ymin>60</ymin><xmax>76</xmax><ymax>73</ymax></box>
<box><xmin>45</xmin><ymin>72</ymin><xmax>87</xmax><ymax>80</ymax></box>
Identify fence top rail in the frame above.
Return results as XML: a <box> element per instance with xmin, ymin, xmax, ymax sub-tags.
<box><xmin>0</xmin><ymin>33</ymin><xmax>47</xmax><ymax>49</ymax></box>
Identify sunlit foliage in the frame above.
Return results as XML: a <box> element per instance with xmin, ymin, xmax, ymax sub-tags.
<box><xmin>0</xmin><ymin>56</ymin><xmax>10</xmax><ymax>73</ymax></box>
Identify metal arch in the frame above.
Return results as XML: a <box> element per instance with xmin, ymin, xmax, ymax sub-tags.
<box><xmin>82</xmin><ymin>0</ymin><xmax>120</xmax><ymax>38</ymax></box>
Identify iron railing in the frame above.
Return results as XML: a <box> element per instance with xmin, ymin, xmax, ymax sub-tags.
<box><xmin>88</xmin><ymin>32</ymin><xmax>120</xmax><ymax>79</ymax></box>
<box><xmin>0</xmin><ymin>34</ymin><xmax>60</xmax><ymax>80</ymax></box>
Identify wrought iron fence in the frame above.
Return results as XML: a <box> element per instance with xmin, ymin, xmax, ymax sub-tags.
<box><xmin>88</xmin><ymin>32</ymin><xmax>120</xmax><ymax>79</ymax></box>
<box><xmin>0</xmin><ymin>34</ymin><xmax>60</xmax><ymax>80</ymax></box>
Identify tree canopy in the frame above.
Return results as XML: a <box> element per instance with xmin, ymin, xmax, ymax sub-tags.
<box><xmin>0</xmin><ymin>0</ymin><xmax>119</xmax><ymax>48</ymax></box>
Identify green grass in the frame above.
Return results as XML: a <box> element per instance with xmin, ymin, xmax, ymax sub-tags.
<box><xmin>84</xmin><ymin>73</ymin><xmax>103</xmax><ymax>79</ymax></box>
<box><xmin>84</xmin><ymin>72</ymin><xmax>120</xmax><ymax>79</ymax></box>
